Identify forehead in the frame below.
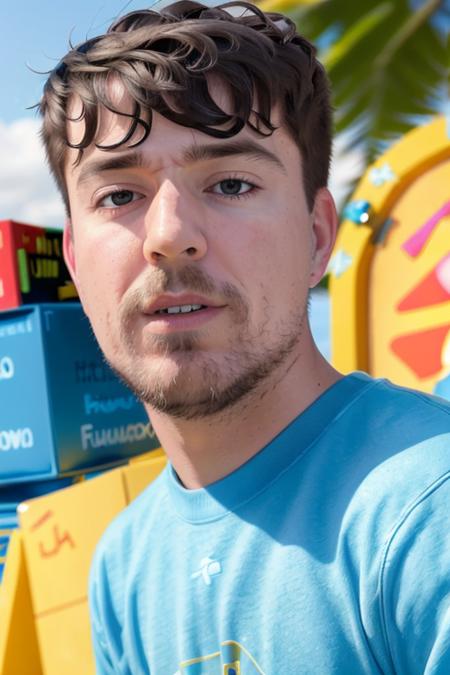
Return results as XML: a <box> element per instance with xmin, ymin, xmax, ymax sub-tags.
<box><xmin>65</xmin><ymin>76</ymin><xmax>295</xmax><ymax>182</ymax></box>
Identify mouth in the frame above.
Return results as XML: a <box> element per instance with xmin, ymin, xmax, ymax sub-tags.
<box><xmin>154</xmin><ymin>303</ymin><xmax>208</xmax><ymax>315</ymax></box>
<box><xmin>145</xmin><ymin>293</ymin><xmax>223</xmax><ymax>316</ymax></box>
<box><xmin>142</xmin><ymin>294</ymin><xmax>226</xmax><ymax>334</ymax></box>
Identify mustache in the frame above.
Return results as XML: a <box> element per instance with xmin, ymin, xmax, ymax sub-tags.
<box><xmin>119</xmin><ymin>265</ymin><xmax>249</xmax><ymax>322</ymax></box>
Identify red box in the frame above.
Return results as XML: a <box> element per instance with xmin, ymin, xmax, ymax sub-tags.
<box><xmin>0</xmin><ymin>221</ymin><xmax>77</xmax><ymax>311</ymax></box>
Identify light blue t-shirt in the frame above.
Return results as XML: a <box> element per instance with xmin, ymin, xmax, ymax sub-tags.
<box><xmin>89</xmin><ymin>373</ymin><xmax>450</xmax><ymax>674</ymax></box>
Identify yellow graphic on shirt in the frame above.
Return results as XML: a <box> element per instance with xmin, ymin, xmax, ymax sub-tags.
<box><xmin>177</xmin><ymin>640</ymin><xmax>265</xmax><ymax>674</ymax></box>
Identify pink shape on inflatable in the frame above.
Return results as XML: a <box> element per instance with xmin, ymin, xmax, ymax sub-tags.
<box><xmin>436</xmin><ymin>253</ymin><xmax>450</xmax><ymax>294</ymax></box>
<box><xmin>402</xmin><ymin>201</ymin><xmax>450</xmax><ymax>257</ymax></box>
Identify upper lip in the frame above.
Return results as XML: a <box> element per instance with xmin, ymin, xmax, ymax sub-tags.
<box><xmin>144</xmin><ymin>294</ymin><xmax>224</xmax><ymax>315</ymax></box>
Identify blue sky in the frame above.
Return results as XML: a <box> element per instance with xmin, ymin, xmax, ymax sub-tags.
<box><xmin>0</xmin><ymin>0</ymin><xmax>168</xmax><ymax>123</ymax></box>
<box><xmin>2</xmin><ymin>0</ymin><xmax>448</xmax><ymax>125</ymax></box>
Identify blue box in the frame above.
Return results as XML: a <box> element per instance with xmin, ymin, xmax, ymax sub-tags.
<box><xmin>0</xmin><ymin>304</ymin><xmax>159</xmax><ymax>484</ymax></box>
<box><xmin>0</xmin><ymin>503</ymin><xmax>18</xmax><ymax>530</ymax></box>
<box><xmin>0</xmin><ymin>476</ymin><xmax>76</xmax><ymax>505</ymax></box>
<box><xmin>0</xmin><ymin>502</ymin><xmax>20</xmax><ymax>583</ymax></box>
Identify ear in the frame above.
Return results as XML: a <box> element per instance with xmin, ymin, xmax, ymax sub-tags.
<box><xmin>63</xmin><ymin>220</ymin><xmax>78</xmax><ymax>286</ymax></box>
<box><xmin>309</xmin><ymin>187</ymin><xmax>338</xmax><ymax>289</ymax></box>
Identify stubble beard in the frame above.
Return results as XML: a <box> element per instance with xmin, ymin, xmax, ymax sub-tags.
<box><xmin>102</xmin><ymin>266</ymin><xmax>307</xmax><ymax>421</ymax></box>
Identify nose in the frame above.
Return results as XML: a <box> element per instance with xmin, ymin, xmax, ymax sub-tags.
<box><xmin>142</xmin><ymin>180</ymin><xmax>207</xmax><ymax>264</ymax></box>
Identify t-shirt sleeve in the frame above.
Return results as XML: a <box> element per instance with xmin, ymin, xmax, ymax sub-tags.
<box><xmin>88</xmin><ymin>544</ymin><xmax>131</xmax><ymax>675</ymax></box>
<box><xmin>380</xmin><ymin>474</ymin><xmax>450</xmax><ymax>674</ymax></box>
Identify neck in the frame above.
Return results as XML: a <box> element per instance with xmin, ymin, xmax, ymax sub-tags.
<box><xmin>144</xmin><ymin>334</ymin><xmax>342</xmax><ymax>489</ymax></box>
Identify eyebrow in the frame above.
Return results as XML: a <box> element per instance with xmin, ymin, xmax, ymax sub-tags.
<box><xmin>183</xmin><ymin>140</ymin><xmax>286</xmax><ymax>172</ymax></box>
<box><xmin>75</xmin><ymin>139</ymin><xmax>286</xmax><ymax>188</ymax></box>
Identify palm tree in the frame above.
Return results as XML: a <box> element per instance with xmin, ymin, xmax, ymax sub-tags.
<box><xmin>260</xmin><ymin>0</ymin><xmax>448</xmax><ymax>173</ymax></box>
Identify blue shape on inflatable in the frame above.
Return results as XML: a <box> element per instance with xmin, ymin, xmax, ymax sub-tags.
<box><xmin>343</xmin><ymin>200</ymin><xmax>372</xmax><ymax>225</ymax></box>
<box><xmin>434</xmin><ymin>373</ymin><xmax>450</xmax><ymax>401</ymax></box>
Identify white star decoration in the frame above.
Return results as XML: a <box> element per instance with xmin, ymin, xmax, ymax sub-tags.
<box><xmin>369</xmin><ymin>163</ymin><xmax>396</xmax><ymax>187</ymax></box>
<box><xmin>327</xmin><ymin>250</ymin><xmax>353</xmax><ymax>278</ymax></box>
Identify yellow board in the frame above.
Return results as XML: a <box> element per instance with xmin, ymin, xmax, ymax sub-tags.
<box><xmin>123</xmin><ymin>453</ymin><xmax>167</xmax><ymax>502</ymax></box>
<box><xmin>19</xmin><ymin>469</ymin><xmax>127</xmax><ymax>618</ymax></box>
<box><xmin>5</xmin><ymin>454</ymin><xmax>168</xmax><ymax>675</ymax></box>
<box><xmin>18</xmin><ymin>468</ymin><xmax>128</xmax><ymax>675</ymax></box>
<box><xmin>329</xmin><ymin>116</ymin><xmax>450</xmax><ymax>395</ymax></box>
<box><xmin>36</xmin><ymin>601</ymin><xmax>95</xmax><ymax>675</ymax></box>
<box><xmin>0</xmin><ymin>530</ymin><xmax>43</xmax><ymax>675</ymax></box>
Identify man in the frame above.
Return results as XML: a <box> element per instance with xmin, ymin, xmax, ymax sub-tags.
<box><xmin>39</xmin><ymin>2</ymin><xmax>450</xmax><ymax>673</ymax></box>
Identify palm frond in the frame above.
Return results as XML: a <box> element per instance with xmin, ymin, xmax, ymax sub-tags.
<box><xmin>289</xmin><ymin>0</ymin><xmax>448</xmax><ymax>169</ymax></box>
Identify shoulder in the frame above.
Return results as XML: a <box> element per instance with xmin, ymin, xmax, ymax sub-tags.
<box><xmin>349</xmin><ymin>373</ymin><xmax>450</xmax><ymax>429</ymax></box>
<box><xmin>367</xmin><ymin>380</ymin><xmax>450</xmax><ymax>565</ymax></box>
<box><xmin>328</xmin><ymin>379</ymin><xmax>450</xmax><ymax>671</ymax></box>
<box><xmin>333</xmin><ymin>376</ymin><xmax>450</xmax><ymax>569</ymax></box>
<box><xmin>377</xmin><ymin>469</ymin><xmax>450</xmax><ymax>674</ymax></box>
<box><xmin>339</xmin><ymin>375</ymin><xmax>450</xmax><ymax>474</ymax></box>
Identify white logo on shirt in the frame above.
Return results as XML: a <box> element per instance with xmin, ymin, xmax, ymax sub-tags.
<box><xmin>191</xmin><ymin>556</ymin><xmax>222</xmax><ymax>586</ymax></box>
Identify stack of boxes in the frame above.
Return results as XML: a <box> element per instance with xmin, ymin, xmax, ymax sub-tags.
<box><xmin>0</xmin><ymin>220</ymin><xmax>160</xmax><ymax>599</ymax></box>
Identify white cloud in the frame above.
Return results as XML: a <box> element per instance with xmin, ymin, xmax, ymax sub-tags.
<box><xmin>0</xmin><ymin>118</ymin><xmax>65</xmax><ymax>228</ymax></box>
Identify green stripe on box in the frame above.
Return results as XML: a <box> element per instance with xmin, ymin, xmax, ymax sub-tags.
<box><xmin>17</xmin><ymin>248</ymin><xmax>30</xmax><ymax>293</ymax></box>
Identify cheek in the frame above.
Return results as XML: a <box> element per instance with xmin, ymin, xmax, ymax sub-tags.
<box><xmin>74</xmin><ymin>227</ymin><xmax>141</xmax><ymax>319</ymax></box>
<box><xmin>75</xmin><ymin>252</ymin><xmax>126</xmax><ymax>362</ymax></box>
<box><xmin>225</xmin><ymin>225</ymin><xmax>307</xmax><ymax>328</ymax></box>
<box><xmin>245</xmin><ymin>212</ymin><xmax>312</xmax><ymax>295</ymax></box>
<box><xmin>222</xmin><ymin>193</ymin><xmax>307</xmax><ymax>267</ymax></box>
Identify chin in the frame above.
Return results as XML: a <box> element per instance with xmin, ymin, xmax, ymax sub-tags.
<box><xmin>105</xmin><ymin>349</ymin><xmax>243</xmax><ymax>419</ymax></box>
<box><xmin>102</xmin><ymin>313</ymin><xmax>305</xmax><ymax>420</ymax></box>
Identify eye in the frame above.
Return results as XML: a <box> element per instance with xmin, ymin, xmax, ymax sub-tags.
<box><xmin>210</xmin><ymin>179</ymin><xmax>255</xmax><ymax>197</ymax></box>
<box><xmin>99</xmin><ymin>190</ymin><xmax>142</xmax><ymax>208</ymax></box>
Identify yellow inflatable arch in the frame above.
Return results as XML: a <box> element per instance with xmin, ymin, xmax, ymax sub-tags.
<box><xmin>329</xmin><ymin>116</ymin><xmax>450</xmax><ymax>399</ymax></box>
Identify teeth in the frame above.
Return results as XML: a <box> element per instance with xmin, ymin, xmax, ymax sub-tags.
<box><xmin>156</xmin><ymin>304</ymin><xmax>204</xmax><ymax>315</ymax></box>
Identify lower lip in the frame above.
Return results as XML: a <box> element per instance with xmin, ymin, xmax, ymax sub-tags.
<box><xmin>142</xmin><ymin>306</ymin><xmax>225</xmax><ymax>333</ymax></box>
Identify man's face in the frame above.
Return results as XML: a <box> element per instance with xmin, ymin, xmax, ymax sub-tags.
<box><xmin>64</xmin><ymin>86</ymin><xmax>336</xmax><ymax>419</ymax></box>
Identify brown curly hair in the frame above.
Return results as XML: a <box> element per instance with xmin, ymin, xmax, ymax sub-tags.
<box><xmin>39</xmin><ymin>1</ymin><xmax>332</xmax><ymax>214</ymax></box>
